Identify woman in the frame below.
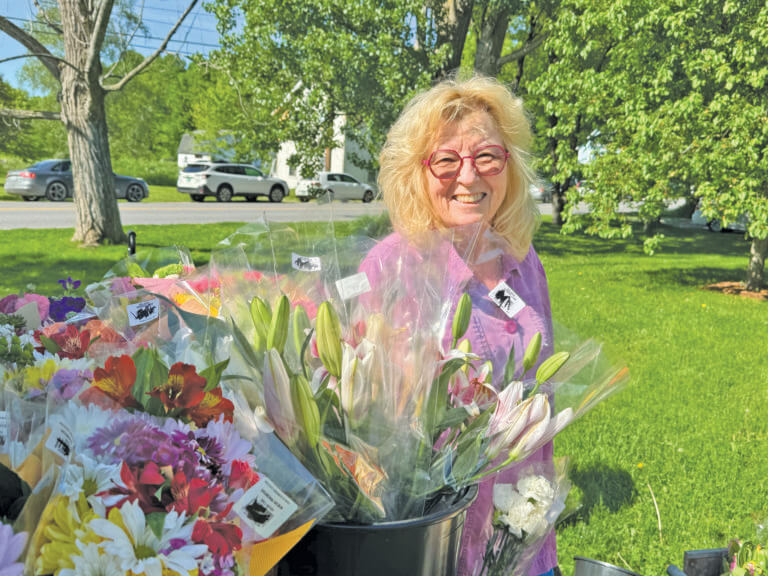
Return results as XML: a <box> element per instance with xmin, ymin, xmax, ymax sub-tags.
<box><xmin>360</xmin><ymin>76</ymin><xmax>556</xmax><ymax>576</ymax></box>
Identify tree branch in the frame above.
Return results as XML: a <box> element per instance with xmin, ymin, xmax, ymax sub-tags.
<box><xmin>0</xmin><ymin>15</ymin><xmax>61</xmax><ymax>82</ymax></box>
<box><xmin>32</xmin><ymin>0</ymin><xmax>63</xmax><ymax>35</ymax></box>
<box><xmin>103</xmin><ymin>2</ymin><xmax>146</xmax><ymax>82</ymax></box>
<box><xmin>86</xmin><ymin>0</ymin><xmax>115</xmax><ymax>75</ymax></box>
<box><xmin>0</xmin><ymin>107</ymin><xmax>61</xmax><ymax>121</ymax></box>
<box><xmin>0</xmin><ymin>53</ymin><xmax>79</xmax><ymax>72</ymax></box>
<box><xmin>497</xmin><ymin>32</ymin><xmax>548</xmax><ymax>67</ymax></box>
<box><xmin>101</xmin><ymin>0</ymin><xmax>199</xmax><ymax>92</ymax></box>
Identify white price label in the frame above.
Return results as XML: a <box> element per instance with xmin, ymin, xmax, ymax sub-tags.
<box><xmin>291</xmin><ymin>253</ymin><xmax>322</xmax><ymax>272</ymax></box>
<box><xmin>335</xmin><ymin>272</ymin><xmax>371</xmax><ymax>301</ymax></box>
<box><xmin>489</xmin><ymin>281</ymin><xmax>526</xmax><ymax>318</ymax></box>
<box><xmin>0</xmin><ymin>411</ymin><xmax>9</xmax><ymax>454</ymax></box>
<box><xmin>45</xmin><ymin>418</ymin><xmax>74</xmax><ymax>460</ymax></box>
<box><xmin>233</xmin><ymin>474</ymin><xmax>298</xmax><ymax>539</ymax></box>
<box><xmin>127</xmin><ymin>298</ymin><xmax>160</xmax><ymax>327</ymax></box>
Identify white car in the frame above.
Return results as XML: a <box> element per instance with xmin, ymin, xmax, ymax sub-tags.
<box><xmin>177</xmin><ymin>163</ymin><xmax>288</xmax><ymax>202</ymax></box>
<box><xmin>295</xmin><ymin>172</ymin><xmax>376</xmax><ymax>203</ymax></box>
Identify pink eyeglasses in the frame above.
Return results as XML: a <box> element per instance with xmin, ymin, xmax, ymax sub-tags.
<box><xmin>423</xmin><ymin>145</ymin><xmax>510</xmax><ymax>179</ymax></box>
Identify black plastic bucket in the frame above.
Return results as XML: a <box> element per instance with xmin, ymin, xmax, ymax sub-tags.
<box><xmin>278</xmin><ymin>486</ymin><xmax>478</xmax><ymax>576</ymax></box>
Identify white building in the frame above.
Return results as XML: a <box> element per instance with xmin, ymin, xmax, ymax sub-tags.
<box><xmin>177</xmin><ymin>132</ymin><xmax>237</xmax><ymax>168</ymax></box>
<box><xmin>271</xmin><ymin>115</ymin><xmax>376</xmax><ymax>189</ymax></box>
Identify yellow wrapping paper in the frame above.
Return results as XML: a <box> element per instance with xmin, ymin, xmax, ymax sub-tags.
<box><xmin>237</xmin><ymin>519</ymin><xmax>315</xmax><ymax>576</ymax></box>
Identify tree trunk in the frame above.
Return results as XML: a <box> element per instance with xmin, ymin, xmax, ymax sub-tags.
<box><xmin>59</xmin><ymin>1</ymin><xmax>126</xmax><ymax>245</ymax></box>
<box><xmin>433</xmin><ymin>0</ymin><xmax>474</xmax><ymax>79</ymax></box>
<box><xmin>474</xmin><ymin>4</ymin><xmax>510</xmax><ymax>76</ymax></box>
<box><xmin>551</xmin><ymin>185</ymin><xmax>566</xmax><ymax>227</ymax></box>
<box><xmin>745</xmin><ymin>237</ymin><xmax>767</xmax><ymax>291</ymax></box>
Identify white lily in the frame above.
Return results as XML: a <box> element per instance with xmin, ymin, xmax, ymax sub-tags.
<box><xmin>263</xmin><ymin>348</ymin><xmax>297</xmax><ymax>445</ymax></box>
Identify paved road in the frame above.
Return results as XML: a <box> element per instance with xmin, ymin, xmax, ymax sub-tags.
<box><xmin>0</xmin><ymin>200</ymin><xmax>388</xmax><ymax>230</ymax></box>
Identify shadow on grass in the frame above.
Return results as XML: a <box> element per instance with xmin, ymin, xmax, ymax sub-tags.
<box><xmin>564</xmin><ymin>462</ymin><xmax>636</xmax><ymax>525</ymax></box>
<box><xmin>643</xmin><ymin>266</ymin><xmax>745</xmax><ymax>288</ymax></box>
<box><xmin>537</xmin><ymin>221</ymin><xmax>750</xmax><ymax>260</ymax></box>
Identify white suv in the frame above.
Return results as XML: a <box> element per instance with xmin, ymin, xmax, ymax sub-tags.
<box><xmin>295</xmin><ymin>172</ymin><xmax>376</xmax><ymax>203</ymax></box>
<box><xmin>177</xmin><ymin>163</ymin><xmax>289</xmax><ymax>202</ymax></box>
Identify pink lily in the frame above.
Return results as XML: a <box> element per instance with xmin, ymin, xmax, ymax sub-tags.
<box><xmin>263</xmin><ymin>349</ymin><xmax>297</xmax><ymax>445</ymax></box>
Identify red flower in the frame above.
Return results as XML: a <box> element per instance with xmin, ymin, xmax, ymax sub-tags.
<box><xmin>149</xmin><ymin>363</ymin><xmax>206</xmax><ymax>414</ymax></box>
<box><xmin>35</xmin><ymin>323</ymin><xmax>91</xmax><ymax>359</ymax></box>
<box><xmin>97</xmin><ymin>461</ymin><xmax>164</xmax><ymax>513</ymax></box>
<box><xmin>229</xmin><ymin>460</ymin><xmax>260</xmax><ymax>492</ymax></box>
<box><xmin>186</xmin><ymin>387</ymin><xmax>234</xmax><ymax>427</ymax></box>
<box><xmin>80</xmin><ymin>355</ymin><xmax>140</xmax><ymax>409</ymax></box>
<box><xmin>192</xmin><ymin>518</ymin><xmax>242</xmax><ymax>556</ymax></box>
<box><xmin>169</xmin><ymin>470</ymin><xmax>220</xmax><ymax>516</ymax></box>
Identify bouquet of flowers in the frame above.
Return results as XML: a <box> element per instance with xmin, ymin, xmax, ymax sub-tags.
<box><xmin>221</xmin><ymin>223</ymin><xmax>629</xmax><ymax>525</ymax></box>
<box><xmin>724</xmin><ymin>521</ymin><xmax>768</xmax><ymax>576</ymax></box>
<box><xmin>26</xmin><ymin>402</ymin><xmax>333</xmax><ymax>576</ymax></box>
<box><xmin>477</xmin><ymin>459</ymin><xmax>570</xmax><ymax>576</ymax></box>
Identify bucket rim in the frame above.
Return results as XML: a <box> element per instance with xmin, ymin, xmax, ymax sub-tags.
<box><xmin>319</xmin><ymin>484</ymin><xmax>478</xmax><ymax>532</ymax></box>
<box><xmin>573</xmin><ymin>556</ymin><xmax>642</xmax><ymax>576</ymax></box>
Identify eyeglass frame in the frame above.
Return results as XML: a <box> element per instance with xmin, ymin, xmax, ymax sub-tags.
<box><xmin>422</xmin><ymin>144</ymin><xmax>511</xmax><ymax>180</ymax></box>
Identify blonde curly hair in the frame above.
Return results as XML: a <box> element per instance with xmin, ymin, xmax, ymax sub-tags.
<box><xmin>378</xmin><ymin>75</ymin><xmax>539</xmax><ymax>260</ymax></box>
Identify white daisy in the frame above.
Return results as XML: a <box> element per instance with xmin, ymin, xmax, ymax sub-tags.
<box><xmin>90</xmin><ymin>501</ymin><xmax>207</xmax><ymax>576</ymax></box>
<box><xmin>58</xmin><ymin>541</ymin><xmax>122</xmax><ymax>576</ymax></box>
<box><xmin>59</xmin><ymin>454</ymin><xmax>120</xmax><ymax>517</ymax></box>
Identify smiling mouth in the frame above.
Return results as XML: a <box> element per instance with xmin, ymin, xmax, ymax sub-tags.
<box><xmin>452</xmin><ymin>193</ymin><xmax>486</xmax><ymax>205</ymax></box>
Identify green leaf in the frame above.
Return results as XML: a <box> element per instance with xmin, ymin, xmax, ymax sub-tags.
<box><xmin>38</xmin><ymin>334</ymin><xmax>60</xmax><ymax>354</ymax></box>
<box><xmin>200</xmin><ymin>358</ymin><xmax>230</xmax><ymax>392</ymax></box>
<box><xmin>146</xmin><ymin>512</ymin><xmax>166</xmax><ymax>540</ymax></box>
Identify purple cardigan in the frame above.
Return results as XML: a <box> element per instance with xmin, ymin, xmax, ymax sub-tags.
<box><xmin>359</xmin><ymin>232</ymin><xmax>557</xmax><ymax>576</ymax></box>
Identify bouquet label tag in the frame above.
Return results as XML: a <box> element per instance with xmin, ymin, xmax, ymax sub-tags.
<box><xmin>127</xmin><ymin>298</ymin><xmax>160</xmax><ymax>327</ymax></box>
<box><xmin>489</xmin><ymin>281</ymin><xmax>526</xmax><ymax>318</ymax></box>
<box><xmin>45</xmin><ymin>418</ymin><xmax>74</xmax><ymax>460</ymax></box>
<box><xmin>233</xmin><ymin>474</ymin><xmax>298</xmax><ymax>539</ymax></box>
<box><xmin>291</xmin><ymin>253</ymin><xmax>322</xmax><ymax>272</ymax></box>
<box><xmin>0</xmin><ymin>411</ymin><xmax>9</xmax><ymax>453</ymax></box>
<box><xmin>336</xmin><ymin>272</ymin><xmax>371</xmax><ymax>300</ymax></box>
<box><xmin>14</xmin><ymin>301</ymin><xmax>41</xmax><ymax>330</ymax></box>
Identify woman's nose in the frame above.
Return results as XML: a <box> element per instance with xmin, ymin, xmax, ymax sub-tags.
<box><xmin>455</xmin><ymin>157</ymin><xmax>478</xmax><ymax>185</ymax></box>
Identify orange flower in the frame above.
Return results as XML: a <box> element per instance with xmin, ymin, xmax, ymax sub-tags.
<box><xmin>149</xmin><ymin>363</ymin><xmax>207</xmax><ymax>414</ymax></box>
<box><xmin>187</xmin><ymin>388</ymin><xmax>234</xmax><ymax>427</ymax></box>
<box><xmin>81</xmin><ymin>355</ymin><xmax>139</xmax><ymax>409</ymax></box>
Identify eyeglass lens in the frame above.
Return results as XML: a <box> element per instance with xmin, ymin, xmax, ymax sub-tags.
<box><xmin>428</xmin><ymin>145</ymin><xmax>507</xmax><ymax>179</ymax></box>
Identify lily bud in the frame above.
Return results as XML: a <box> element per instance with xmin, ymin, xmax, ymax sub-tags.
<box><xmin>452</xmin><ymin>293</ymin><xmax>472</xmax><ymax>345</ymax></box>
<box><xmin>249</xmin><ymin>297</ymin><xmax>271</xmax><ymax>353</ymax></box>
<box><xmin>292</xmin><ymin>304</ymin><xmax>311</xmax><ymax>361</ymax></box>
<box><xmin>535</xmin><ymin>351</ymin><xmax>570</xmax><ymax>385</ymax></box>
<box><xmin>292</xmin><ymin>373</ymin><xmax>321</xmax><ymax>447</ymax></box>
<box><xmin>267</xmin><ymin>295</ymin><xmax>290</xmax><ymax>355</ymax></box>
<box><xmin>316</xmin><ymin>301</ymin><xmax>343</xmax><ymax>378</ymax></box>
<box><xmin>522</xmin><ymin>332</ymin><xmax>542</xmax><ymax>375</ymax></box>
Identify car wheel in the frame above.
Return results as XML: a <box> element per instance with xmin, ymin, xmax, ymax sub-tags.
<box><xmin>246</xmin><ymin>195</ymin><xmax>258</xmax><ymax>202</ymax></box>
<box><xmin>45</xmin><ymin>181</ymin><xmax>68</xmax><ymax>202</ymax></box>
<box><xmin>191</xmin><ymin>194</ymin><xmax>205</xmax><ymax>202</ymax></box>
<box><xmin>362</xmin><ymin>189</ymin><xmax>374</xmax><ymax>203</ymax></box>
<box><xmin>22</xmin><ymin>196</ymin><xmax>40</xmax><ymax>202</ymax></box>
<box><xmin>708</xmin><ymin>220</ymin><xmax>723</xmax><ymax>233</ymax></box>
<box><xmin>269</xmin><ymin>186</ymin><xmax>285</xmax><ymax>203</ymax></box>
<box><xmin>299</xmin><ymin>197</ymin><xmax>310</xmax><ymax>203</ymax></box>
<box><xmin>216</xmin><ymin>184</ymin><xmax>233</xmax><ymax>202</ymax></box>
<box><xmin>126</xmin><ymin>184</ymin><xmax>144</xmax><ymax>203</ymax></box>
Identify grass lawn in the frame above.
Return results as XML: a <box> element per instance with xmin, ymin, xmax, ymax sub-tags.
<box><xmin>0</xmin><ymin>217</ymin><xmax>765</xmax><ymax>575</ymax></box>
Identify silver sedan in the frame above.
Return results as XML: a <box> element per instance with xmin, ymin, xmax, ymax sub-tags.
<box><xmin>4</xmin><ymin>159</ymin><xmax>149</xmax><ymax>202</ymax></box>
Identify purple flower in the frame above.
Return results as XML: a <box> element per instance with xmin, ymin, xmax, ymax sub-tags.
<box><xmin>0</xmin><ymin>293</ymin><xmax>50</xmax><ymax>322</ymax></box>
<box><xmin>195</xmin><ymin>417</ymin><xmax>255</xmax><ymax>477</ymax></box>
<box><xmin>48</xmin><ymin>296</ymin><xmax>86</xmax><ymax>322</ymax></box>
<box><xmin>49</xmin><ymin>368</ymin><xmax>92</xmax><ymax>401</ymax></box>
<box><xmin>0</xmin><ymin>522</ymin><xmax>27</xmax><ymax>576</ymax></box>
<box><xmin>0</xmin><ymin>294</ymin><xmax>18</xmax><ymax>314</ymax></box>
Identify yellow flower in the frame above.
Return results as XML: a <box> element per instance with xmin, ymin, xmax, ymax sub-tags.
<box><xmin>637</xmin><ymin>462</ymin><xmax>644</xmax><ymax>469</ymax></box>
<box><xmin>23</xmin><ymin>358</ymin><xmax>58</xmax><ymax>393</ymax></box>
<box><xmin>33</xmin><ymin>494</ymin><xmax>97</xmax><ymax>575</ymax></box>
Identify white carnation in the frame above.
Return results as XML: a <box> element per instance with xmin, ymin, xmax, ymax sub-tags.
<box><xmin>517</xmin><ymin>475</ymin><xmax>555</xmax><ymax>506</ymax></box>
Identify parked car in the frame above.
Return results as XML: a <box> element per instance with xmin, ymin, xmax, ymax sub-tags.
<box><xmin>295</xmin><ymin>172</ymin><xmax>376</xmax><ymax>203</ymax></box>
<box><xmin>529</xmin><ymin>182</ymin><xmax>553</xmax><ymax>203</ymax></box>
<box><xmin>691</xmin><ymin>207</ymin><xmax>748</xmax><ymax>233</ymax></box>
<box><xmin>176</xmin><ymin>162</ymin><xmax>288</xmax><ymax>202</ymax></box>
<box><xmin>4</xmin><ymin>159</ymin><xmax>149</xmax><ymax>202</ymax></box>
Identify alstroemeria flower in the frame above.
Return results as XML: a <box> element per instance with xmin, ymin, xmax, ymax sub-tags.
<box><xmin>36</xmin><ymin>323</ymin><xmax>91</xmax><ymax>359</ymax></box>
<box><xmin>192</xmin><ymin>518</ymin><xmax>242</xmax><ymax>557</ymax></box>
<box><xmin>149</xmin><ymin>362</ymin><xmax>207</xmax><ymax>413</ymax></box>
<box><xmin>97</xmin><ymin>461</ymin><xmax>165</xmax><ymax>514</ymax></box>
<box><xmin>80</xmin><ymin>355</ymin><xmax>140</xmax><ymax>409</ymax></box>
<box><xmin>186</xmin><ymin>388</ymin><xmax>234</xmax><ymax>428</ymax></box>
<box><xmin>228</xmin><ymin>461</ymin><xmax>260</xmax><ymax>492</ymax></box>
<box><xmin>169</xmin><ymin>470</ymin><xmax>220</xmax><ymax>516</ymax></box>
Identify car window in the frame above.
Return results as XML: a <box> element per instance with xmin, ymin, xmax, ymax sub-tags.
<box><xmin>340</xmin><ymin>174</ymin><xmax>358</xmax><ymax>183</ymax></box>
<box><xmin>326</xmin><ymin>174</ymin><xmax>339</xmax><ymax>182</ymax></box>
<box><xmin>183</xmin><ymin>164</ymin><xmax>210</xmax><ymax>173</ymax></box>
<box><xmin>244</xmin><ymin>167</ymin><xmax>263</xmax><ymax>177</ymax></box>
<box><xmin>56</xmin><ymin>161</ymin><xmax>71</xmax><ymax>172</ymax></box>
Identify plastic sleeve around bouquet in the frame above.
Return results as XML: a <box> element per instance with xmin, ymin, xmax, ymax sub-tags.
<box><xmin>24</xmin><ymin>399</ymin><xmax>333</xmax><ymax>576</ymax></box>
<box><xmin>472</xmin><ymin>457</ymin><xmax>571</xmax><ymax>576</ymax></box>
<box><xmin>0</xmin><ymin>388</ymin><xmax>51</xmax><ymax>489</ymax></box>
